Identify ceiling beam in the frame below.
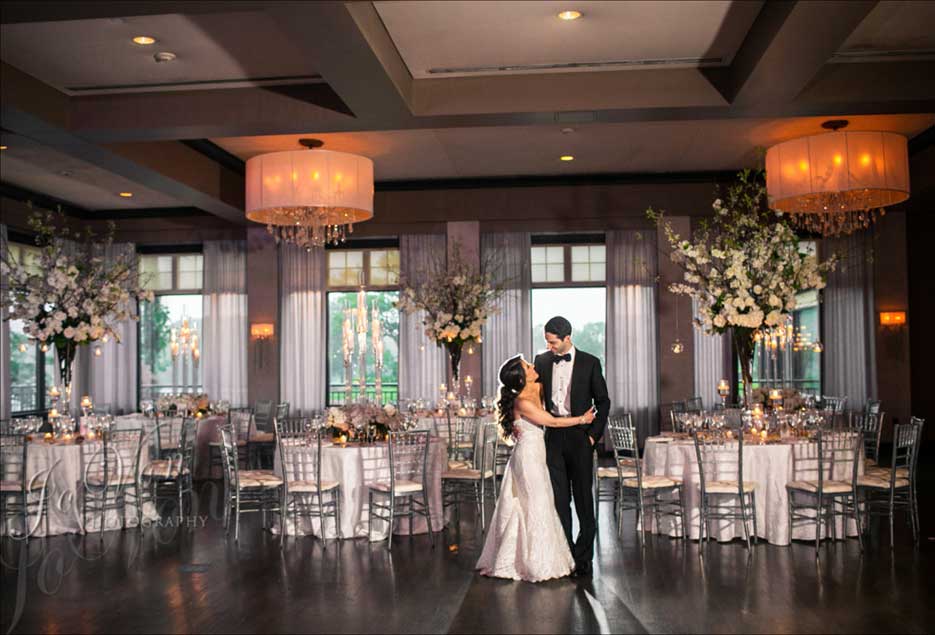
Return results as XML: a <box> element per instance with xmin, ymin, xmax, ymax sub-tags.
<box><xmin>0</xmin><ymin>1</ymin><xmax>274</xmax><ymax>24</ymax></box>
<box><xmin>1</xmin><ymin>62</ymin><xmax>246</xmax><ymax>223</ymax></box>
<box><xmin>727</xmin><ymin>0</ymin><xmax>879</xmax><ymax>107</ymax></box>
<box><xmin>264</xmin><ymin>1</ymin><xmax>414</xmax><ymax>124</ymax></box>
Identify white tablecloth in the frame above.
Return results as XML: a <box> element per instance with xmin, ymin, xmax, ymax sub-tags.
<box><xmin>273</xmin><ymin>438</ymin><xmax>447</xmax><ymax>541</ymax></box>
<box><xmin>642</xmin><ymin>435</ymin><xmax>864</xmax><ymax>546</ymax></box>
<box><xmin>1</xmin><ymin>439</ymin><xmax>156</xmax><ymax>537</ymax></box>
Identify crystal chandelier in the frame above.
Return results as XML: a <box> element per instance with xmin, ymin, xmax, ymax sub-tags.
<box><xmin>765</xmin><ymin>121</ymin><xmax>910</xmax><ymax>237</ymax></box>
<box><xmin>245</xmin><ymin>139</ymin><xmax>374</xmax><ymax>249</ymax></box>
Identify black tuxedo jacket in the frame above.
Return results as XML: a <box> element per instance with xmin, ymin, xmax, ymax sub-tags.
<box><xmin>533</xmin><ymin>348</ymin><xmax>611</xmax><ymax>444</ymax></box>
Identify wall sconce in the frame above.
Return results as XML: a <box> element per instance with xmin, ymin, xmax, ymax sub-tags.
<box><xmin>251</xmin><ymin>323</ymin><xmax>275</xmax><ymax>368</ymax></box>
<box><xmin>879</xmin><ymin>311</ymin><xmax>906</xmax><ymax>327</ymax></box>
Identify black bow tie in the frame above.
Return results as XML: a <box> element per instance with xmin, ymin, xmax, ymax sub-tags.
<box><xmin>552</xmin><ymin>353</ymin><xmax>572</xmax><ymax>364</ymax></box>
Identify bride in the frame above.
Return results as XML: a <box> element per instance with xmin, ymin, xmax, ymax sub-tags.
<box><xmin>476</xmin><ymin>354</ymin><xmax>596</xmax><ymax>582</ymax></box>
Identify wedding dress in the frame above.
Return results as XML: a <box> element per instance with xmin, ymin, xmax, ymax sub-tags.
<box><xmin>476</xmin><ymin>417</ymin><xmax>574</xmax><ymax>582</ymax></box>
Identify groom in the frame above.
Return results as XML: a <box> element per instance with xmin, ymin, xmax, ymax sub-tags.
<box><xmin>534</xmin><ymin>316</ymin><xmax>610</xmax><ymax>577</ymax></box>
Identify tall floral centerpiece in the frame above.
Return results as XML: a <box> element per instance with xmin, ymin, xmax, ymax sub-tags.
<box><xmin>396</xmin><ymin>243</ymin><xmax>504</xmax><ymax>388</ymax></box>
<box><xmin>1</xmin><ymin>210</ymin><xmax>153</xmax><ymax>410</ymax></box>
<box><xmin>649</xmin><ymin>169</ymin><xmax>836</xmax><ymax>407</ymax></box>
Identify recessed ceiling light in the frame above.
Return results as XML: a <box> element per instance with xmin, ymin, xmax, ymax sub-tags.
<box><xmin>153</xmin><ymin>51</ymin><xmax>177</xmax><ymax>63</ymax></box>
<box><xmin>561</xmin><ymin>128</ymin><xmax>575</xmax><ymax>134</ymax></box>
<box><xmin>0</xmin><ymin>145</ymin><xmax>7</xmax><ymax>150</ymax></box>
<box><xmin>132</xmin><ymin>36</ymin><xmax>156</xmax><ymax>45</ymax></box>
<box><xmin>560</xmin><ymin>155</ymin><xmax>575</xmax><ymax>162</ymax></box>
<box><xmin>558</xmin><ymin>10</ymin><xmax>582</xmax><ymax>20</ymax></box>
<box><xmin>118</xmin><ymin>192</ymin><xmax>134</xmax><ymax>198</ymax></box>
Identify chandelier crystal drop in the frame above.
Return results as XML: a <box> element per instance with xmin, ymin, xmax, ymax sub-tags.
<box><xmin>765</xmin><ymin>125</ymin><xmax>909</xmax><ymax>237</ymax></box>
<box><xmin>245</xmin><ymin>140</ymin><xmax>374</xmax><ymax>249</ymax></box>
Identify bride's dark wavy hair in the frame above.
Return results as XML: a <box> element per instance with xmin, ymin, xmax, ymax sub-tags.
<box><xmin>497</xmin><ymin>355</ymin><xmax>526</xmax><ymax>437</ymax></box>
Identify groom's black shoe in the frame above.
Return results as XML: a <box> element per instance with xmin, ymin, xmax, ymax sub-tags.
<box><xmin>571</xmin><ymin>564</ymin><xmax>592</xmax><ymax>578</ymax></box>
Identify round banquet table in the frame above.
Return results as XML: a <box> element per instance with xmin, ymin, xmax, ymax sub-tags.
<box><xmin>273</xmin><ymin>437</ymin><xmax>447</xmax><ymax>541</ymax></box>
<box><xmin>1</xmin><ymin>438</ymin><xmax>157</xmax><ymax>537</ymax></box>
<box><xmin>641</xmin><ymin>434</ymin><xmax>864</xmax><ymax>546</ymax></box>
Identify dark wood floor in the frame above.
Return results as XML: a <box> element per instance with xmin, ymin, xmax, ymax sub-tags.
<box><xmin>2</xmin><ymin>457</ymin><xmax>933</xmax><ymax>634</ymax></box>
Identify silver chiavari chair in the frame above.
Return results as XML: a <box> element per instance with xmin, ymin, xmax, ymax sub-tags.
<box><xmin>1</xmin><ymin>433</ymin><xmax>48</xmax><ymax>539</ymax></box>
<box><xmin>857</xmin><ymin>417</ymin><xmax>924</xmax><ymax>548</ymax></box>
<box><xmin>82</xmin><ymin>428</ymin><xmax>144</xmax><ymax>539</ymax></box>
<box><xmin>612</xmin><ymin>421</ymin><xmax>685</xmax><ymax>542</ymax></box>
<box><xmin>219</xmin><ymin>423</ymin><xmax>282</xmax><ymax>542</ymax></box>
<box><xmin>685</xmin><ymin>396</ymin><xmax>704</xmax><ymax>413</ymax></box>
<box><xmin>594</xmin><ymin>414</ymin><xmax>639</xmax><ymax>529</ymax></box>
<box><xmin>156</xmin><ymin>413</ymin><xmax>185</xmax><ymax>460</ymax></box>
<box><xmin>442</xmin><ymin>421</ymin><xmax>497</xmax><ymax>533</ymax></box>
<box><xmin>692</xmin><ymin>427</ymin><xmax>759</xmax><ymax>550</ymax></box>
<box><xmin>787</xmin><ymin>427</ymin><xmax>863</xmax><ymax>556</ymax></box>
<box><xmin>367</xmin><ymin>430</ymin><xmax>435</xmax><ymax>550</ymax></box>
<box><xmin>275</xmin><ymin>417</ymin><xmax>341</xmax><ymax>547</ymax></box>
<box><xmin>492</xmin><ymin>429</ymin><xmax>514</xmax><ymax>499</ymax></box>
<box><xmin>851</xmin><ymin>411</ymin><xmax>885</xmax><ymax>469</ymax></box>
<box><xmin>143</xmin><ymin>417</ymin><xmax>197</xmax><ymax>519</ymax></box>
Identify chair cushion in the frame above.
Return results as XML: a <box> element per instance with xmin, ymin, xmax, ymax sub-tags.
<box><xmin>618</xmin><ymin>458</ymin><xmax>637</xmax><ymax>468</ymax></box>
<box><xmin>857</xmin><ymin>474</ymin><xmax>910</xmax><ymax>489</ymax></box>
<box><xmin>288</xmin><ymin>479</ymin><xmax>339</xmax><ymax>493</ymax></box>
<box><xmin>786</xmin><ymin>480</ymin><xmax>853</xmax><ymax>494</ymax></box>
<box><xmin>596</xmin><ymin>466</ymin><xmax>637</xmax><ymax>479</ymax></box>
<box><xmin>368</xmin><ymin>480</ymin><xmax>423</xmax><ymax>494</ymax></box>
<box><xmin>447</xmin><ymin>459</ymin><xmax>473</xmax><ymax>470</ymax></box>
<box><xmin>623</xmin><ymin>475</ymin><xmax>677</xmax><ymax>489</ymax></box>
<box><xmin>142</xmin><ymin>460</ymin><xmax>190</xmax><ymax>479</ymax></box>
<box><xmin>442</xmin><ymin>468</ymin><xmax>494</xmax><ymax>480</ymax></box>
<box><xmin>86</xmin><ymin>474</ymin><xmax>138</xmax><ymax>487</ymax></box>
<box><xmin>865</xmin><ymin>466</ymin><xmax>909</xmax><ymax>479</ymax></box>
<box><xmin>864</xmin><ymin>457</ymin><xmax>877</xmax><ymax>467</ymax></box>
<box><xmin>704</xmin><ymin>480</ymin><xmax>756</xmax><ymax>494</ymax></box>
<box><xmin>239</xmin><ymin>470</ymin><xmax>283</xmax><ymax>488</ymax></box>
<box><xmin>1</xmin><ymin>480</ymin><xmax>23</xmax><ymax>492</ymax></box>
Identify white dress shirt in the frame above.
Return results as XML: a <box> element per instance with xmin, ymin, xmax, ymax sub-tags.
<box><xmin>551</xmin><ymin>346</ymin><xmax>576</xmax><ymax>416</ymax></box>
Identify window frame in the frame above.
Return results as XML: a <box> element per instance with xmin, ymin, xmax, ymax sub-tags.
<box><xmin>325</xmin><ymin>243</ymin><xmax>401</xmax><ymax>292</ymax></box>
<box><xmin>6</xmin><ymin>239</ymin><xmax>50</xmax><ymax>416</ymax></box>
<box><xmin>136</xmin><ymin>248</ymin><xmax>204</xmax><ymax>405</ymax></box>
<box><xmin>324</xmin><ymin>240</ymin><xmax>401</xmax><ymax>405</ymax></box>
<box><xmin>530</xmin><ymin>234</ymin><xmax>606</xmax><ymax>289</ymax></box>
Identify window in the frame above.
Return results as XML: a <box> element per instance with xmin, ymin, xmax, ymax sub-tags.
<box><xmin>530</xmin><ymin>237</ymin><xmax>607</xmax><ymax>368</ymax></box>
<box><xmin>326</xmin><ymin>246</ymin><xmax>400</xmax><ymax>404</ymax></box>
<box><xmin>138</xmin><ymin>253</ymin><xmax>204</xmax><ymax>401</ymax></box>
<box><xmin>7</xmin><ymin>243</ymin><xmax>56</xmax><ymax>414</ymax></box>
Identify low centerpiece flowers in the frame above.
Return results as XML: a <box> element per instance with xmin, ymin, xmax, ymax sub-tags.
<box><xmin>649</xmin><ymin>169</ymin><xmax>836</xmax><ymax>407</ymax></box>
<box><xmin>1</xmin><ymin>209</ymin><xmax>153</xmax><ymax>409</ymax></box>
<box><xmin>395</xmin><ymin>242</ymin><xmax>504</xmax><ymax>387</ymax></box>
<box><xmin>327</xmin><ymin>403</ymin><xmax>402</xmax><ymax>441</ymax></box>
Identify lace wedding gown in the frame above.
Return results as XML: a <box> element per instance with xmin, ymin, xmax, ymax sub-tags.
<box><xmin>476</xmin><ymin>417</ymin><xmax>574</xmax><ymax>582</ymax></box>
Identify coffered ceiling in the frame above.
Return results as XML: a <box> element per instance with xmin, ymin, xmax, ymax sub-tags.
<box><xmin>0</xmin><ymin>0</ymin><xmax>933</xmax><ymax>221</ymax></box>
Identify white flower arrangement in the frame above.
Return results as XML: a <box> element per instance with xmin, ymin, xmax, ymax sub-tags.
<box><xmin>395</xmin><ymin>241</ymin><xmax>505</xmax><ymax>379</ymax></box>
<box><xmin>1</xmin><ymin>209</ymin><xmax>154</xmax><ymax>387</ymax></box>
<box><xmin>650</xmin><ymin>169</ymin><xmax>836</xmax><ymax>338</ymax></box>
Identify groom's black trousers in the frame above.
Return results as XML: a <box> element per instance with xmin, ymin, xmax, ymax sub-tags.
<box><xmin>545</xmin><ymin>426</ymin><xmax>595</xmax><ymax>570</ymax></box>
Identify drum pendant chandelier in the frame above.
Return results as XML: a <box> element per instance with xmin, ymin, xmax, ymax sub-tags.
<box><xmin>765</xmin><ymin>121</ymin><xmax>910</xmax><ymax>236</ymax></box>
<box><xmin>245</xmin><ymin>139</ymin><xmax>374</xmax><ymax>249</ymax></box>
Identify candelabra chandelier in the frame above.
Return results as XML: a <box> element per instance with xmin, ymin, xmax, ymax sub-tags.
<box><xmin>754</xmin><ymin>318</ymin><xmax>822</xmax><ymax>355</ymax></box>
<box><xmin>171</xmin><ymin>317</ymin><xmax>200</xmax><ymax>365</ymax></box>
<box><xmin>245</xmin><ymin>139</ymin><xmax>374</xmax><ymax>250</ymax></box>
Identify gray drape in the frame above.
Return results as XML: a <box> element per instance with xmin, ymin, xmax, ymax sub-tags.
<box><xmin>481</xmin><ymin>232</ymin><xmax>532</xmax><ymax>397</ymax></box>
<box><xmin>606</xmin><ymin>229</ymin><xmax>659</xmax><ymax>445</ymax></box>
<box><xmin>822</xmin><ymin>231</ymin><xmax>877</xmax><ymax>410</ymax></box>
<box><xmin>203</xmin><ymin>240</ymin><xmax>248</xmax><ymax>406</ymax></box>
<box><xmin>280</xmin><ymin>244</ymin><xmax>327</xmax><ymax>414</ymax></box>
<box><xmin>398</xmin><ymin>234</ymin><xmax>448</xmax><ymax>401</ymax></box>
